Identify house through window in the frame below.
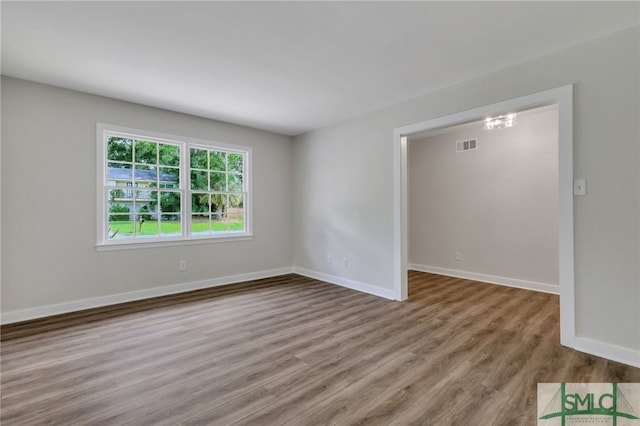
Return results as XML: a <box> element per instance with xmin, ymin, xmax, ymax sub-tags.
<box><xmin>97</xmin><ymin>124</ymin><xmax>251</xmax><ymax>246</ymax></box>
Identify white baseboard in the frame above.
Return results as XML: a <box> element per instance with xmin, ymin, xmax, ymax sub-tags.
<box><xmin>6</xmin><ymin>265</ymin><xmax>636</xmax><ymax>369</ymax></box>
<box><xmin>1</xmin><ymin>267</ymin><xmax>294</xmax><ymax>324</ymax></box>
<box><xmin>409</xmin><ymin>263</ymin><xmax>560</xmax><ymax>295</ymax></box>
<box><xmin>293</xmin><ymin>267</ymin><xmax>397</xmax><ymax>300</ymax></box>
<box><xmin>572</xmin><ymin>336</ymin><xmax>640</xmax><ymax>368</ymax></box>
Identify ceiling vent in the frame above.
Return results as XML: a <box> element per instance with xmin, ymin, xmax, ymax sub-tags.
<box><xmin>456</xmin><ymin>138</ymin><xmax>477</xmax><ymax>153</ymax></box>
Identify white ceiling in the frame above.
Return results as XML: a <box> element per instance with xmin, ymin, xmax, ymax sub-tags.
<box><xmin>2</xmin><ymin>2</ymin><xmax>638</xmax><ymax>136</ymax></box>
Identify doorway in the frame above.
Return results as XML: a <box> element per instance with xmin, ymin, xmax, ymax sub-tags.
<box><xmin>392</xmin><ymin>85</ymin><xmax>576</xmax><ymax>348</ymax></box>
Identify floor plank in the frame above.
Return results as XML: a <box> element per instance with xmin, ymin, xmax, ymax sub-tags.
<box><xmin>2</xmin><ymin>271</ymin><xmax>638</xmax><ymax>425</ymax></box>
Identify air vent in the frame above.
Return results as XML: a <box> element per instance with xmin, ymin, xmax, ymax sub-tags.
<box><xmin>456</xmin><ymin>138</ymin><xmax>477</xmax><ymax>153</ymax></box>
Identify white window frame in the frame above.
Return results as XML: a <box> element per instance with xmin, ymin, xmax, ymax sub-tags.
<box><xmin>96</xmin><ymin>123</ymin><xmax>252</xmax><ymax>250</ymax></box>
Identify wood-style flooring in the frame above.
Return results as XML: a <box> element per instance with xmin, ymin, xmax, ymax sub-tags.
<box><xmin>1</xmin><ymin>271</ymin><xmax>639</xmax><ymax>425</ymax></box>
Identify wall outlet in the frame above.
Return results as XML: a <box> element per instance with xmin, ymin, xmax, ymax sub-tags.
<box><xmin>179</xmin><ymin>260</ymin><xmax>187</xmax><ymax>271</ymax></box>
<box><xmin>327</xmin><ymin>255</ymin><xmax>332</xmax><ymax>265</ymax></box>
<box><xmin>573</xmin><ymin>179</ymin><xmax>586</xmax><ymax>196</ymax></box>
<box><xmin>342</xmin><ymin>257</ymin><xmax>349</xmax><ymax>268</ymax></box>
<box><xmin>455</xmin><ymin>252</ymin><xmax>462</xmax><ymax>261</ymax></box>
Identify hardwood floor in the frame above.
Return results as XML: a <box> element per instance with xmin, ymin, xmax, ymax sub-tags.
<box><xmin>1</xmin><ymin>271</ymin><xmax>638</xmax><ymax>425</ymax></box>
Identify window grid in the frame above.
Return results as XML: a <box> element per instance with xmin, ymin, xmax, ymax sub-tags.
<box><xmin>189</xmin><ymin>146</ymin><xmax>246</xmax><ymax>236</ymax></box>
<box><xmin>98</xmin><ymin>125</ymin><xmax>250</xmax><ymax>246</ymax></box>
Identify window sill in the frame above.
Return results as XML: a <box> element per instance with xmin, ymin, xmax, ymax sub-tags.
<box><xmin>96</xmin><ymin>234</ymin><xmax>254</xmax><ymax>251</ymax></box>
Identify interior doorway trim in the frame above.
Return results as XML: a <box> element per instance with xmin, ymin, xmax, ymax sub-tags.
<box><xmin>392</xmin><ymin>85</ymin><xmax>575</xmax><ymax>348</ymax></box>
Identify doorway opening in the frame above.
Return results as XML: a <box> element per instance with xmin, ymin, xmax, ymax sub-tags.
<box><xmin>392</xmin><ymin>85</ymin><xmax>576</xmax><ymax>348</ymax></box>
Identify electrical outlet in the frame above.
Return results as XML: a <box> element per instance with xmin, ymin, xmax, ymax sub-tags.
<box><xmin>342</xmin><ymin>257</ymin><xmax>349</xmax><ymax>268</ymax></box>
<box><xmin>573</xmin><ymin>179</ymin><xmax>586</xmax><ymax>196</ymax></box>
<box><xmin>179</xmin><ymin>260</ymin><xmax>187</xmax><ymax>271</ymax></box>
<box><xmin>327</xmin><ymin>255</ymin><xmax>332</xmax><ymax>265</ymax></box>
<box><xmin>455</xmin><ymin>252</ymin><xmax>462</xmax><ymax>261</ymax></box>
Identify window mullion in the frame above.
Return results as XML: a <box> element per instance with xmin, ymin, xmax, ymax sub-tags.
<box><xmin>224</xmin><ymin>155</ymin><xmax>229</xmax><ymax>231</ymax></box>
<box><xmin>155</xmin><ymin>141</ymin><xmax>161</xmax><ymax>237</ymax></box>
<box><xmin>183</xmin><ymin>144</ymin><xmax>190</xmax><ymax>239</ymax></box>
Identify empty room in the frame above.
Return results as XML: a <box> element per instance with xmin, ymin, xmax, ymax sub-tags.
<box><xmin>1</xmin><ymin>2</ymin><xmax>639</xmax><ymax>425</ymax></box>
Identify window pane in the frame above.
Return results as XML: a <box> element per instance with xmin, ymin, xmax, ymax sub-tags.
<box><xmin>107</xmin><ymin>163</ymin><xmax>132</xmax><ymax>186</ymax></box>
<box><xmin>209</xmin><ymin>172</ymin><xmax>226</xmax><ymax>191</ymax></box>
<box><xmin>135</xmin><ymin>214</ymin><xmax>157</xmax><ymax>237</ymax></box>
<box><xmin>211</xmin><ymin>213</ymin><xmax>227</xmax><ymax>232</ymax></box>
<box><xmin>108</xmin><ymin>201</ymin><xmax>131</xmax><ymax>221</ymax></box>
<box><xmin>108</xmin><ymin>188</ymin><xmax>129</xmax><ymax>202</ymax></box>
<box><xmin>107</xmin><ymin>137</ymin><xmax>133</xmax><ymax>162</ymax></box>
<box><xmin>159</xmin><ymin>167</ymin><xmax>179</xmax><ymax>188</ymax></box>
<box><xmin>135</xmin><ymin>140</ymin><xmax>158</xmax><ymax>164</ymax></box>
<box><xmin>211</xmin><ymin>194</ymin><xmax>227</xmax><ymax>215</ymax></box>
<box><xmin>159</xmin><ymin>144</ymin><xmax>180</xmax><ymax>167</ymax></box>
<box><xmin>138</xmin><ymin>204</ymin><xmax>154</xmax><ymax>227</ymax></box>
<box><xmin>228</xmin><ymin>174</ymin><xmax>243</xmax><ymax>191</ymax></box>
<box><xmin>160</xmin><ymin>191</ymin><xmax>181</xmax><ymax>214</ymax></box>
<box><xmin>136</xmin><ymin>189</ymin><xmax>155</xmax><ymax>204</ymax></box>
<box><xmin>135</xmin><ymin>165</ymin><xmax>157</xmax><ymax>185</ymax></box>
<box><xmin>107</xmin><ymin>217</ymin><xmax>134</xmax><ymax>239</ymax></box>
<box><xmin>191</xmin><ymin>215</ymin><xmax>210</xmax><ymax>235</ymax></box>
<box><xmin>228</xmin><ymin>153</ymin><xmax>243</xmax><ymax>173</ymax></box>
<box><xmin>160</xmin><ymin>215</ymin><xmax>181</xmax><ymax>237</ymax></box>
<box><xmin>190</xmin><ymin>148</ymin><xmax>208</xmax><ymax>169</ymax></box>
<box><xmin>191</xmin><ymin>193</ymin><xmax>210</xmax><ymax>214</ymax></box>
<box><xmin>107</xmin><ymin>192</ymin><xmax>133</xmax><ymax>239</ymax></box>
<box><xmin>229</xmin><ymin>211</ymin><xmax>244</xmax><ymax>231</ymax></box>
<box><xmin>228</xmin><ymin>193</ymin><xmax>244</xmax><ymax>209</ymax></box>
<box><xmin>209</xmin><ymin>151</ymin><xmax>226</xmax><ymax>171</ymax></box>
<box><xmin>190</xmin><ymin>170</ymin><xmax>208</xmax><ymax>190</ymax></box>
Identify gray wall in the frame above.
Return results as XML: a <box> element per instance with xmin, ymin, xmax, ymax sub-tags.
<box><xmin>1</xmin><ymin>77</ymin><xmax>293</xmax><ymax>314</ymax></box>
<box><xmin>408</xmin><ymin>106</ymin><xmax>559</xmax><ymax>289</ymax></box>
<box><xmin>293</xmin><ymin>26</ymin><xmax>639</xmax><ymax>353</ymax></box>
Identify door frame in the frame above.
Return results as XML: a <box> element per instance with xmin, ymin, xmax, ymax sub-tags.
<box><xmin>392</xmin><ymin>85</ymin><xmax>575</xmax><ymax>348</ymax></box>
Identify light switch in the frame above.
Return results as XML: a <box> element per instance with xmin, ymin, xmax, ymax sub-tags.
<box><xmin>573</xmin><ymin>179</ymin><xmax>586</xmax><ymax>196</ymax></box>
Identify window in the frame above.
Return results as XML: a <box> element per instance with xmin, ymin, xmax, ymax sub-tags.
<box><xmin>97</xmin><ymin>124</ymin><xmax>251</xmax><ymax>247</ymax></box>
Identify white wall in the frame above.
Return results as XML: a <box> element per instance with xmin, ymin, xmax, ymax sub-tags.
<box><xmin>408</xmin><ymin>106</ymin><xmax>559</xmax><ymax>291</ymax></box>
<box><xmin>293</xmin><ymin>26</ymin><xmax>639</xmax><ymax>356</ymax></box>
<box><xmin>1</xmin><ymin>77</ymin><xmax>293</xmax><ymax>319</ymax></box>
